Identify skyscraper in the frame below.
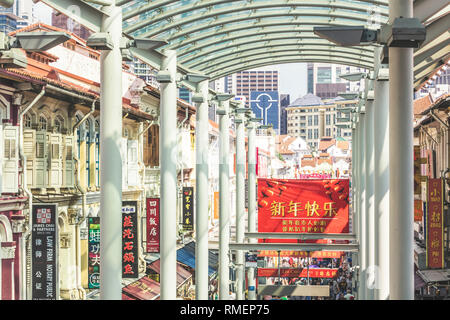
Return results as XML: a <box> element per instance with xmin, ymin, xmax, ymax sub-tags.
<box><xmin>280</xmin><ymin>94</ymin><xmax>290</xmax><ymax>135</ymax></box>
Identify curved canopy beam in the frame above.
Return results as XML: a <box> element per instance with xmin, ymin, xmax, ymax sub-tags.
<box><xmin>209</xmin><ymin>57</ymin><xmax>373</xmax><ymax>81</ymax></box>
<box><xmin>179</xmin><ymin>34</ymin><xmax>374</xmax><ymax>64</ymax></box>
<box><xmin>124</xmin><ymin>5</ymin><xmax>386</xmax><ymax>38</ymax></box>
<box><xmin>166</xmin><ymin>17</ymin><xmax>387</xmax><ymax>54</ymax></box>
<box><xmin>205</xmin><ymin>52</ymin><xmax>372</xmax><ymax>77</ymax></box>
<box><xmin>197</xmin><ymin>49</ymin><xmax>373</xmax><ymax>74</ymax></box>
<box><xmin>187</xmin><ymin>44</ymin><xmax>375</xmax><ymax>70</ymax></box>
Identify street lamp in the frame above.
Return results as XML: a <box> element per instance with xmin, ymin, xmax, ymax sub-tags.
<box><xmin>0</xmin><ymin>31</ymin><xmax>71</xmax><ymax>68</ymax></box>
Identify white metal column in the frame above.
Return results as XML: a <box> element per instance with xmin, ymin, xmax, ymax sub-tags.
<box><xmin>358</xmin><ymin>109</ymin><xmax>367</xmax><ymax>300</ymax></box>
<box><xmin>247</xmin><ymin>118</ymin><xmax>257</xmax><ymax>300</ymax></box>
<box><xmin>389</xmin><ymin>0</ymin><xmax>414</xmax><ymax>300</ymax></box>
<box><xmin>374</xmin><ymin>68</ymin><xmax>390</xmax><ymax>300</ymax></box>
<box><xmin>235</xmin><ymin>107</ymin><xmax>246</xmax><ymax>300</ymax></box>
<box><xmin>99</xmin><ymin>4</ymin><xmax>123</xmax><ymax>300</ymax></box>
<box><xmin>159</xmin><ymin>50</ymin><xmax>178</xmax><ymax>300</ymax></box>
<box><xmin>218</xmin><ymin>99</ymin><xmax>230</xmax><ymax>300</ymax></box>
<box><xmin>365</xmin><ymin>92</ymin><xmax>375</xmax><ymax>300</ymax></box>
<box><xmin>195</xmin><ymin>80</ymin><xmax>210</xmax><ymax>300</ymax></box>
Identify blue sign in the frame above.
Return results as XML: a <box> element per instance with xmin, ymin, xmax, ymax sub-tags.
<box><xmin>250</xmin><ymin>91</ymin><xmax>279</xmax><ymax>130</ymax></box>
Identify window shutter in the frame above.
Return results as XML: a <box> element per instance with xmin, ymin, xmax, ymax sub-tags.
<box><xmin>49</xmin><ymin>133</ymin><xmax>62</xmax><ymax>187</ymax></box>
<box><xmin>120</xmin><ymin>137</ymin><xmax>128</xmax><ymax>188</ymax></box>
<box><xmin>2</xmin><ymin>126</ymin><xmax>19</xmax><ymax>193</ymax></box>
<box><xmin>34</xmin><ymin>131</ymin><xmax>47</xmax><ymax>187</ymax></box>
<box><xmin>127</xmin><ymin>139</ymin><xmax>139</xmax><ymax>186</ymax></box>
<box><xmin>63</xmin><ymin>135</ymin><xmax>75</xmax><ymax>187</ymax></box>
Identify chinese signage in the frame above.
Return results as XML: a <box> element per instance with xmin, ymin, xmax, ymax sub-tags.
<box><xmin>32</xmin><ymin>204</ymin><xmax>58</xmax><ymax>300</ymax></box>
<box><xmin>88</xmin><ymin>217</ymin><xmax>100</xmax><ymax>289</ymax></box>
<box><xmin>258</xmin><ymin>250</ymin><xmax>344</xmax><ymax>259</ymax></box>
<box><xmin>182</xmin><ymin>187</ymin><xmax>194</xmax><ymax>231</ymax></box>
<box><xmin>426</xmin><ymin>179</ymin><xmax>444</xmax><ymax>269</ymax></box>
<box><xmin>146</xmin><ymin>198</ymin><xmax>160</xmax><ymax>253</ymax></box>
<box><xmin>122</xmin><ymin>201</ymin><xmax>139</xmax><ymax>278</ymax></box>
<box><xmin>257</xmin><ymin>268</ymin><xmax>338</xmax><ymax>278</ymax></box>
<box><xmin>258</xmin><ymin>179</ymin><xmax>349</xmax><ymax>243</ymax></box>
<box><xmin>414</xmin><ymin>200</ymin><xmax>423</xmax><ymax>222</ymax></box>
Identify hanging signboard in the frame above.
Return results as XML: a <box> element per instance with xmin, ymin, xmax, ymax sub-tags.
<box><xmin>122</xmin><ymin>201</ymin><xmax>139</xmax><ymax>278</ymax></box>
<box><xmin>414</xmin><ymin>200</ymin><xmax>423</xmax><ymax>222</ymax></box>
<box><xmin>146</xmin><ymin>198</ymin><xmax>160</xmax><ymax>253</ymax></box>
<box><xmin>182</xmin><ymin>187</ymin><xmax>194</xmax><ymax>231</ymax></box>
<box><xmin>426</xmin><ymin>179</ymin><xmax>444</xmax><ymax>269</ymax></box>
<box><xmin>257</xmin><ymin>268</ymin><xmax>339</xmax><ymax>278</ymax></box>
<box><xmin>258</xmin><ymin>250</ymin><xmax>344</xmax><ymax>259</ymax></box>
<box><xmin>257</xmin><ymin>179</ymin><xmax>349</xmax><ymax>244</ymax></box>
<box><xmin>32</xmin><ymin>204</ymin><xmax>58</xmax><ymax>300</ymax></box>
<box><xmin>88</xmin><ymin>217</ymin><xmax>100</xmax><ymax>289</ymax></box>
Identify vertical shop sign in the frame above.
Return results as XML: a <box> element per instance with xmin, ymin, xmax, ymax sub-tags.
<box><xmin>88</xmin><ymin>217</ymin><xmax>100</xmax><ymax>289</ymax></box>
<box><xmin>426</xmin><ymin>179</ymin><xmax>444</xmax><ymax>269</ymax></box>
<box><xmin>146</xmin><ymin>198</ymin><xmax>160</xmax><ymax>253</ymax></box>
<box><xmin>32</xmin><ymin>204</ymin><xmax>58</xmax><ymax>300</ymax></box>
<box><xmin>182</xmin><ymin>187</ymin><xmax>194</xmax><ymax>231</ymax></box>
<box><xmin>414</xmin><ymin>200</ymin><xmax>423</xmax><ymax>222</ymax></box>
<box><xmin>122</xmin><ymin>201</ymin><xmax>139</xmax><ymax>278</ymax></box>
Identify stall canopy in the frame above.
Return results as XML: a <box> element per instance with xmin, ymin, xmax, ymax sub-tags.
<box><xmin>176</xmin><ymin>241</ymin><xmax>219</xmax><ymax>277</ymax></box>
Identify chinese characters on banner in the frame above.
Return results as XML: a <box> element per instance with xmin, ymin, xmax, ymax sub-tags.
<box><xmin>258</xmin><ymin>250</ymin><xmax>344</xmax><ymax>259</ymax></box>
<box><xmin>427</xmin><ymin>179</ymin><xmax>444</xmax><ymax>269</ymax></box>
<box><xmin>32</xmin><ymin>204</ymin><xmax>58</xmax><ymax>300</ymax></box>
<box><xmin>182</xmin><ymin>187</ymin><xmax>194</xmax><ymax>231</ymax></box>
<box><xmin>257</xmin><ymin>268</ymin><xmax>339</xmax><ymax>278</ymax></box>
<box><xmin>122</xmin><ymin>201</ymin><xmax>139</xmax><ymax>278</ymax></box>
<box><xmin>146</xmin><ymin>198</ymin><xmax>160</xmax><ymax>253</ymax></box>
<box><xmin>414</xmin><ymin>200</ymin><xmax>423</xmax><ymax>222</ymax></box>
<box><xmin>257</xmin><ymin>179</ymin><xmax>350</xmax><ymax>244</ymax></box>
<box><xmin>88</xmin><ymin>217</ymin><xmax>100</xmax><ymax>289</ymax></box>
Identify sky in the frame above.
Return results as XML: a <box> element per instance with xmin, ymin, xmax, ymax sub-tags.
<box><xmin>34</xmin><ymin>3</ymin><xmax>309</xmax><ymax>101</ymax></box>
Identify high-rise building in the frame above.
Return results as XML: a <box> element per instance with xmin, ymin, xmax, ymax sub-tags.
<box><xmin>0</xmin><ymin>0</ymin><xmax>36</xmax><ymax>29</ymax></box>
<box><xmin>307</xmin><ymin>63</ymin><xmax>366</xmax><ymax>98</ymax></box>
<box><xmin>286</xmin><ymin>93</ymin><xmax>356</xmax><ymax>149</ymax></box>
<box><xmin>51</xmin><ymin>10</ymin><xmax>91</xmax><ymax>40</ymax></box>
<box><xmin>0</xmin><ymin>12</ymin><xmax>17</xmax><ymax>34</ymax></box>
<box><xmin>280</xmin><ymin>94</ymin><xmax>290</xmax><ymax>135</ymax></box>
<box><xmin>224</xmin><ymin>67</ymin><xmax>279</xmax><ymax>108</ymax></box>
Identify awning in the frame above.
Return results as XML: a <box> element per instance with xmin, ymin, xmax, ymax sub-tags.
<box><xmin>415</xmin><ymin>272</ymin><xmax>427</xmax><ymax>290</ymax></box>
<box><xmin>176</xmin><ymin>241</ymin><xmax>218</xmax><ymax>277</ymax></box>
<box><xmin>147</xmin><ymin>259</ymin><xmax>193</xmax><ymax>287</ymax></box>
<box><xmin>122</xmin><ymin>275</ymin><xmax>160</xmax><ymax>300</ymax></box>
<box><xmin>418</xmin><ymin>269</ymin><xmax>450</xmax><ymax>283</ymax></box>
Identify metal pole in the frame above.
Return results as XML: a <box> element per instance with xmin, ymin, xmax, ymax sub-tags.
<box><xmin>365</xmin><ymin>92</ymin><xmax>375</xmax><ymax>300</ymax></box>
<box><xmin>195</xmin><ymin>79</ymin><xmax>210</xmax><ymax>300</ymax></box>
<box><xmin>235</xmin><ymin>107</ymin><xmax>246</xmax><ymax>300</ymax></box>
<box><xmin>358</xmin><ymin>109</ymin><xmax>367</xmax><ymax>300</ymax></box>
<box><xmin>351</xmin><ymin>124</ymin><xmax>359</xmax><ymax>284</ymax></box>
<box><xmin>159</xmin><ymin>50</ymin><xmax>178</xmax><ymax>300</ymax></box>
<box><xmin>374</xmin><ymin>69</ymin><xmax>390</xmax><ymax>300</ymax></box>
<box><xmin>389</xmin><ymin>0</ymin><xmax>414</xmax><ymax>300</ymax></box>
<box><xmin>218</xmin><ymin>99</ymin><xmax>230</xmax><ymax>300</ymax></box>
<box><xmin>247</xmin><ymin>118</ymin><xmax>257</xmax><ymax>300</ymax></box>
<box><xmin>99</xmin><ymin>4</ymin><xmax>122</xmax><ymax>300</ymax></box>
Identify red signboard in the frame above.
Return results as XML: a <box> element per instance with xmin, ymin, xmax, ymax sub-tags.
<box><xmin>257</xmin><ymin>268</ymin><xmax>338</xmax><ymax>278</ymax></box>
<box><xmin>427</xmin><ymin>179</ymin><xmax>444</xmax><ymax>269</ymax></box>
<box><xmin>258</xmin><ymin>250</ymin><xmax>344</xmax><ymax>259</ymax></box>
<box><xmin>257</xmin><ymin>179</ymin><xmax>349</xmax><ymax>243</ymax></box>
<box><xmin>146</xmin><ymin>198</ymin><xmax>160</xmax><ymax>253</ymax></box>
<box><xmin>414</xmin><ymin>200</ymin><xmax>423</xmax><ymax>222</ymax></box>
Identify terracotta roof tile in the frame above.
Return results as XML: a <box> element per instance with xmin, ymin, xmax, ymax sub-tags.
<box><xmin>414</xmin><ymin>94</ymin><xmax>434</xmax><ymax>115</ymax></box>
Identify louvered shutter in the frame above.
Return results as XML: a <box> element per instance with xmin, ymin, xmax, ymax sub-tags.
<box><xmin>34</xmin><ymin>131</ymin><xmax>47</xmax><ymax>188</ymax></box>
<box><xmin>63</xmin><ymin>135</ymin><xmax>75</xmax><ymax>187</ymax></box>
<box><xmin>127</xmin><ymin>139</ymin><xmax>139</xmax><ymax>186</ymax></box>
<box><xmin>49</xmin><ymin>133</ymin><xmax>63</xmax><ymax>187</ymax></box>
<box><xmin>120</xmin><ymin>138</ymin><xmax>128</xmax><ymax>188</ymax></box>
<box><xmin>23</xmin><ymin>129</ymin><xmax>35</xmax><ymax>187</ymax></box>
<box><xmin>2</xmin><ymin>126</ymin><xmax>19</xmax><ymax>193</ymax></box>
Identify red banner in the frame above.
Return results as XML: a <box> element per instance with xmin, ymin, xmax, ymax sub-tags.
<box><xmin>414</xmin><ymin>200</ymin><xmax>423</xmax><ymax>222</ymax></box>
<box><xmin>257</xmin><ymin>268</ymin><xmax>338</xmax><ymax>278</ymax></box>
<box><xmin>146</xmin><ymin>198</ymin><xmax>160</xmax><ymax>253</ymax></box>
<box><xmin>427</xmin><ymin>179</ymin><xmax>444</xmax><ymax>269</ymax></box>
<box><xmin>258</xmin><ymin>250</ymin><xmax>344</xmax><ymax>259</ymax></box>
<box><xmin>257</xmin><ymin>179</ymin><xmax>349</xmax><ymax>243</ymax></box>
